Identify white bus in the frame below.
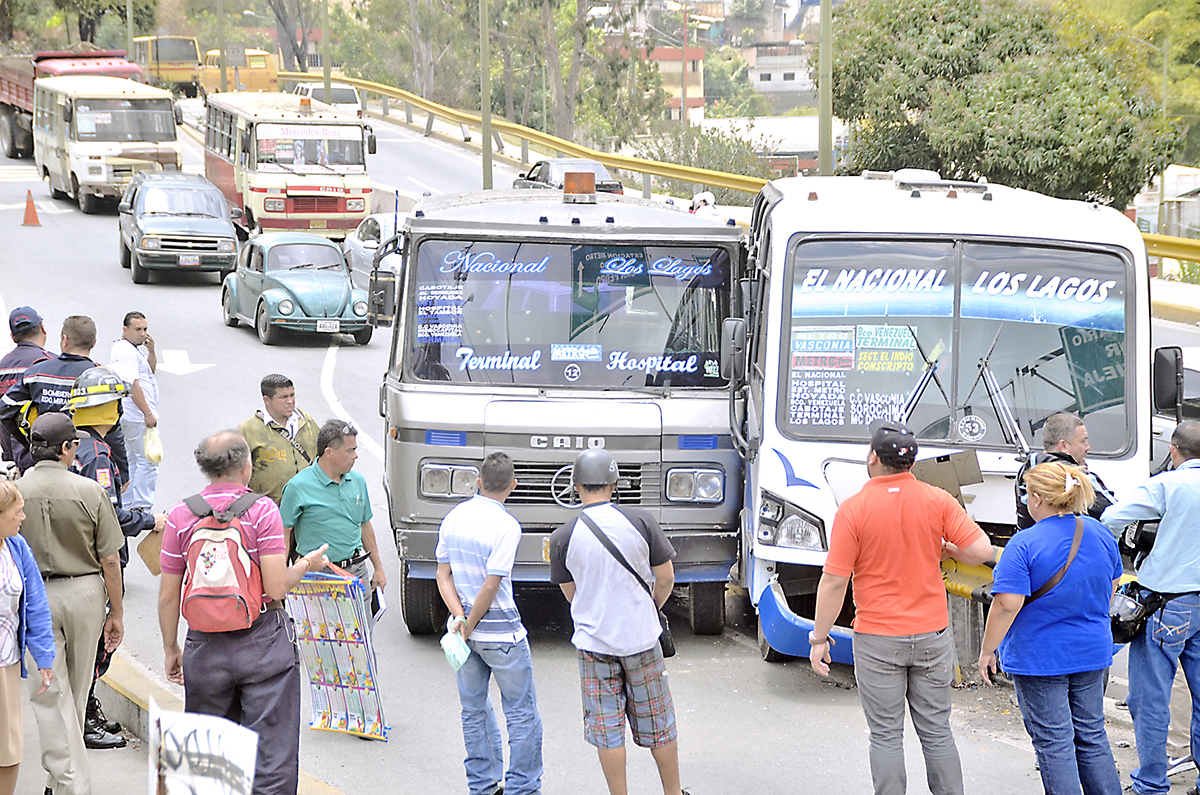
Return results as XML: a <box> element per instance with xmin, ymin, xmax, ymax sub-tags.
<box><xmin>726</xmin><ymin>170</ymin><xmax>1176</xmax><ymax>663</ymax></box>
<box><xmin>33</xmin><ymin>75</ymin><xmax>180</xmax><ymax>214</ymax></box>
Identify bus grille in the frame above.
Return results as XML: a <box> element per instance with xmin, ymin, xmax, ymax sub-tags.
<box><xmin>291</xmin><ymin>196</ymin><xmax>340</xmax><ymax>214</ymax></box>
<box><xmin>508</xmin><ymin>461</ymin><xmax>660</xmax><ymax>507</ymax></box>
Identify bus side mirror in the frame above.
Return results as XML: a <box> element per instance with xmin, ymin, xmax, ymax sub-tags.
<box><xmin>241</xmin><ymin>131</ymin><xmax>251</xmax><ymax>153</ymax></box>
<box><xmin>367</xmin><ymin>131</ymin><xmax>377</xmax><ymax>155</ymax></box>
<box><xmin>721</xmin><ymin>317</ymin><xmax>746</xmax><ymax>381</ymax></box>
<box><xmin>62</xmin><ymin>103</ymin><xmax>72</xmax><ymax>123</ymax></box>
<box><xmin>174</xmin><ymin>103</ymin><xmax>183</xmax><ymax>125</ymax></box>
<box><xmin>1154</xmin><ymin>346</ymin><xmax>1184</xmax><ymax>419</ymax></box>
<box><xmin>368</xmin><ymin>268</ymin><xmax>396</xmax><ymax>328</ymax></box>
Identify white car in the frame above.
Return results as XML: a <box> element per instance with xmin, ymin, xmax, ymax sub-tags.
<box><xmin>343</xmin><ymin>212</ymin><xmax>406</xmax><ymax>280</ymax></box>
<box><xmin>292</xmin><ymin>81</ymin><xmax>363</xmax><ymax>117</ymax></box>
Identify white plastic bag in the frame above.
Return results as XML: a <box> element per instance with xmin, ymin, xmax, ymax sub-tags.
<box><xmin>440</xmin><ymin>630</ymin><xmax>471</xmax><ymax>671</ymax></box>
<box><xmin>144</xmin><ymin>426</ymin><xmax>164</xmax><ymax>464</ymax></box>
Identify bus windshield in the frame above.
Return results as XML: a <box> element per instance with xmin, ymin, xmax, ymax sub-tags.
<box><xmin>254</xmin><ymin>123</ymin><xmax>365</xmax><ymax>173</ymax></box>
<box><xmin>154</xmin><ymin>38</ymin><xmax>199</xmax><ymax>63</ymax></box>
<box><xmin>407</xmin><ymin>240</ymin><xmax>731</xmax><ymax>388</ymax></box>
<box><xmin>73</xmin><ymin>98</ymin><xmax>176</xmax><ymax>143</ymax></box>
<box><xmin>781</xmin><ymin>238</ymin><xmax>1130</xmax><ymax>455</ymax></box>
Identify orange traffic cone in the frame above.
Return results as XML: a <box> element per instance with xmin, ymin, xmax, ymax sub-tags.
<box><xmin>21</xmin><ymin>190</ymin><xmax>39</xmax><ymax>227</ymax></box>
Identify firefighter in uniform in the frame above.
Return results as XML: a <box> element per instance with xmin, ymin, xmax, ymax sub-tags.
<box><xmin>67</xmin><ymin>367</ymin><xmax>164</xmax><ymax>749</ymax></box>
<box><xmin>0</xmin><ymin>316</ymin><xmax>129</xmax><ymax>480</ymax></box>
<box><xmin>0</xmin><ymin>306</ymin><xmax>52</xmax><ymax>469</ymax></box>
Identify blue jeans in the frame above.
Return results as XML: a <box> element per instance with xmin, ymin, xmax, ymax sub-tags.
<box><xmin>456</xmin><ymin>638</ymin><xmax>543</xmax><ymax>795</ymax></box>
<box><xmin>120</xmin><ymin>419</ymin><xmax>158</xmax><ymax>511</ymax></box>
<box><xmin>1012</xmin><ymin>670</ymin><xmax>1121</xmax><ymax>795</ymax></box>
<box><xmin>1128</xmin><ymin>592</ymin><xmax>1200</xmax><ymax>795</ymax></box>
<box><xmin>853</xmin><ymin>630</ymin><xmax>964</xmax><ymax>795</ymax></box>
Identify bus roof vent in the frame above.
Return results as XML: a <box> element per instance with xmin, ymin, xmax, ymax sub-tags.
<box><xmin>862</xmin><ymin>171</ymin><xmax>893</xmax><ymax>180</ymax></box>
<box><xmin>894</xmin><ymin>168</ymin><xmax>941</xmax><ymax>183</ymax></box>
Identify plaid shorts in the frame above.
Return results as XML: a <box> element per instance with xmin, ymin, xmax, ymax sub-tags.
<box><xmin>578</xmin><ymin>646</ymin><xmax>677</xmax><ymax>750</ymax></box>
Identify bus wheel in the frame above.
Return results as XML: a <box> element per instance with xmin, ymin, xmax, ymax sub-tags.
<box><xmin>0</xmin><ymin>114</ymin><xmax>16</xmax><ymax>159</ymax></box>
<box><xmin>400</xmin><ymin>560</ymin><xmax>447</xmax><ymax>635</ymax></box>
<box><xmin>47</xmin><ymin>170</ymin><xmax>68</xmax><ymax>201</ymax></box>
<box><xmin>757</xmin><ymin>616</ymin><xmax>789</xmax><ymax>663</ymax></box>
<box><xmin>689</xmin><ymin>581</ymin><xmax>727</xmax><ymax>635</ymax></box>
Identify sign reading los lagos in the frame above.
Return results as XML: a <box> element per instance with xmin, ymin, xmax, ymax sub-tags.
<box><xmin>796</xmin><ymin>266</ymin><xmax>1118</xmax><ymax>305</ymax></box>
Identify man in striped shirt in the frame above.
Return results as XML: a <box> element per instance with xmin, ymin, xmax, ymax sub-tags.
<box><xmin>436</xmin><ymin>451</ymin><xmax>544</xmax><ymax>795</ymax></box>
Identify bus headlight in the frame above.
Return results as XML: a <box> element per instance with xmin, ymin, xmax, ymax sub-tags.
<box><xmin>346</xmin><ymin>198</ymin><xmax>366</xmax><ymax>212</ymax></box>
<box><xmin>141</xmin><ymin>237</ymin><xmax>161</xmax><ymax>250</ymax></box>
<box><xmin>420</xmin><ymin>463</ymin><xmax>479</xmax><ymax>497</ymax></box>
<box><xmin>666</xmin><ymin>468</ymin><xmax>723</xmax><ymax>503</ymax></box>
<box><xmin>757</xmin><ymin>491</ymin><xmax>825</xmax><ymax>551</ymax></box>
<box><xmin>218</xmin><ymin>239</ymin><xmax>236</xmax><ymax>253</ymax></box>
<box><xmin>353</xmin><ymin>300</ymin><xmax>368</xmax><ymax>316</ymax></box>
<box><xmin>278</xmin><ymin>300</ymin><xmax>294</xmax><ymax>315</ymax></box>
<box><xmin>264</xmin><ymin>198</ymin><xmax>285</xmax><ymax>212</ymax></box>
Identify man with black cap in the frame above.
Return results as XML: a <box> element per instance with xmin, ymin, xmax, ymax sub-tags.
<box><xmin>0</xmin><ymin>306</ymin><xmax>51</xmax><ymax>470</ymax></box>
<box><xmin>17</xmin><ymin>413</ymin><xmax>126</xmax><ymax>795</ymax></box>
<box><xmin>809</xmin><ymin>421</ymin><xmax>993</xmax><ymax>795</ymax></box>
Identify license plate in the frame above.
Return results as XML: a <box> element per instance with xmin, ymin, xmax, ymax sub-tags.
<box><xmin>309</xmin><ymin>219</ymin><xmax>327</xmax><ymax>229</ymax></box>
<box><xmin>316</xmin><ymin>320</ymin><xmax>340</xmax><ymax>333</ymax></box>
<box><xmin>542</xmin><ymin>537</ymin><xmax>550</xmax><ymax>564</ymax></box>
<box><xmin>178</xmin><ymin>254</ymin><xmax>200</xmax><ymax>266</ymax></box>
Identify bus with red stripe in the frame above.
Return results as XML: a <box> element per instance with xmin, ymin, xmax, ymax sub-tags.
<box><xmin>203</xmin><ymin>92</ymin><xmax>377</xmax><ymax>240</ymax></box>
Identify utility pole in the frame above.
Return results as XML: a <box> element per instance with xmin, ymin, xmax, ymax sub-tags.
<box><xmin>125</xmin><ymin>0</ymin><xmax>133</xmax><ymax>61</ymax></box>
<box><xmin>218</xmin><ymin>0</ymin><xmax>228</xmax><ymax>92</ymax></box>
<box><xmin>818</xmin><ymin>0</ymin><xmax>832</xmax><ymax>175</ymax></box>
<box><xmin>480</xmin><ymin>0</ymin><xmax>493</xmax><ymax>188</ymax></box>
<box><xmin>680</xmin><ymin>5</ymin><xmax>688</xmax><ymax>127</ymax></box>
<box><xmin>322</xmin><ymin>0</ymin><xmax>331</xmax><ymax>102</ymax></box>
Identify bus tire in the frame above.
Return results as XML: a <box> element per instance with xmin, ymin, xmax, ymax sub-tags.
<box><xmin>689</xmin><ymin>581</ymin><xmax>726</xmax><ymax>635</ymax></box>
<box><xmin>256</xmin><ymin>303</ymin><xmax>280</xmax><ymax>345</ymax></box>
<box><xmin>131</xmin><ymin>253</ymin><xmax>149</xmax><ymax>284</ymax></box>
<box><xmin>400</xmin><ymin>560</ymin><xmax>447</xmax><ymax>635</ymax></box>
<box><xmin>72</xmin><ymin>175</ymin><xmax>98</xmax><ymax>214</ymax></box>
<box><xmin>757</xmin><ymin>615</ymin><xmax>789</xmax><ymax>663</ymax></box>
<box><xmin>46</xmin><ymin>170</ymin><xmax>68</xmax><ymax>201</ymax></box>
<box><xmin>0</xmin><ymin>114</ymin><xmax>16</xmax><ymax>159</ymax></box>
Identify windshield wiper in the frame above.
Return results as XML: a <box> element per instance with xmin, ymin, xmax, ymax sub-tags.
<box><xmin>288</xmin><ymin>262</ymin><xmax>318</xmax><ymax>270</ymax></box>
<box><xmin>964</xmin><ymin>325</ymin><xmax>1032</xmax><ymax>458</ymax></box>
<box><xmin>900</xmin><ymin>326</ymin><xmax>951</xmax><ymax>425</ymax></box>
<box><xmin>315</xmin><ymin>263</ymin><xmax>342</xmax><ymax>270</ymax></box>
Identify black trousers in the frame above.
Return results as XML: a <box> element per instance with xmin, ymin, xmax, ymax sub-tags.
<box><xmin>183</xmin><ymin>608</ymin><xmax>301</xmax><ymax>795</ymax></box>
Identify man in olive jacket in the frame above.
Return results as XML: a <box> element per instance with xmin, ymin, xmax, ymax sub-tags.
<box><xmin>236</xmin><ymin>374</ymin><xmax>319</xmax><ymax>505</ymax></box>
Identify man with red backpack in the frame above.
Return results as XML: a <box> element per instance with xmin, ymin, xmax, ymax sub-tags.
<box><xmin>157</xmin><ymin>430</ymin><xmax>329</xmax><ymax>795</ymax></box>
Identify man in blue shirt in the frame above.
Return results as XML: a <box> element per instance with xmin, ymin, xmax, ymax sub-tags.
<box><xmin>279</xmin><ymin>421</ymin><xmax>386</xmax><ymax>592</ymax></box>
<box><xmin>1102</xmin><ymin>420</ymin><xmax>1200</xmax><ymax>795</ymax></box>
<box><xmin>435</xmin><ymin>452</ymin><xmax>543</xmax><ymax>795</ymax></box>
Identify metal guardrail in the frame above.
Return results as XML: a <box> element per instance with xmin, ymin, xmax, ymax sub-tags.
<box><xmin>282</xmin><ymin>71</ymin><xmax>1200</xmax><ymax>257</ymax></box>
<box><xmin>278</xmin><ymin>71</ymin><xmax>768</xmax><ymax>196</ymax></box>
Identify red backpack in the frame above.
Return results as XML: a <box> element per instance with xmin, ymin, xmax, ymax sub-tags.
<box><xmin>180</xmin><ymin>493</ymin><xmax>265</xmax><ymax>632</ymax></box>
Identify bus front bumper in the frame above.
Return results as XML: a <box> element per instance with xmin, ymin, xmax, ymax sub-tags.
<box><xmin>758</xmin><ymin>580</ymin><xmax>855</xmax><ymax>665</ymax></box>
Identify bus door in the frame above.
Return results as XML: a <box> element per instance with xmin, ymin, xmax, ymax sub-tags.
<box><xmin>233</xmin><ymin>118</ymin><xmax>247</xmax><ymax>209</ymax></box>
<box><xmin>55</xmin><ymin>97</ymin><xmax>70</xmax><ymax>190</ymax></box>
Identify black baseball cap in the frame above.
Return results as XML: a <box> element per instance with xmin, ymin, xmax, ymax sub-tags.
<box><xmin>8</xmin><ymin>306</ymin><xmax>42</xmax><ymax>335</ymax></box>
<box><xmin>870</xmin><ymin>420</ymin><xmax>918</xmax><ymax>465</ymax></box>
<box><xmin>30</xmin><ymin>413</ymin><xmax>87</xmax><ymax>446</ymax></box>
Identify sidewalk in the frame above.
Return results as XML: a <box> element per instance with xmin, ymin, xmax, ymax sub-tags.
<box><xmin>1152</xmin><ymin>276</ymin><xmax>1200</xmax><ymax>325</ymax></box>
<box><xmin>18</xmin><ymin>693</ymin><xmax>147</xmax><ymax>795</ymax></box>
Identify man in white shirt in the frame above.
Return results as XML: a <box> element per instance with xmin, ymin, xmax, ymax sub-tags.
<box><xmin>108</xmin><ymin>312</ymin><xmax>158</xmax><ymax>512</ymax></box>
<box><xmin>436</xmin><ymin>452</ymin><xmax>543</xmax><ymax>795</ymax></box>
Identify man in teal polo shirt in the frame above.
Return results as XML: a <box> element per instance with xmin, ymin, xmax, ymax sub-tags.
<box><xmin>280</xmin><ymin>420</ymin><xmax>387</xmax><ymax>592</ymax></box>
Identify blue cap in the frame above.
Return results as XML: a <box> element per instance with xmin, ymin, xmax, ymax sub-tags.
<box><xmin>8</xmin><ymin>306</ymin><xmax>42</xmax><ymax>335</ymax></box>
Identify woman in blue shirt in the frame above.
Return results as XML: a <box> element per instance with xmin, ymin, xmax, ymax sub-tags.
<box><xmin>0</xmin><ymin>480</ymin><xmax>54</xmax><ymax>795</ymax></box>
<box><xmin>978</xmin><ymin>462</ymin><xmax>1123</xmax><ymax>795</ymax></box>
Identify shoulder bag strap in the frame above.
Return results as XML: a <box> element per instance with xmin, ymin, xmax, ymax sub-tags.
<box><xmin>268</xmin><ymin>422</ymin><xmax>311</xmax><ymax>464</ymax></box>
<box><xmin>1026</xmin><ymin>515</ymin><xmax>1084</xmax><ymax>604</ymax></box>
<box><xmin>577</xmin><ymin>512</ymin><xmax>655</xmax><ymax>601</ymax></box>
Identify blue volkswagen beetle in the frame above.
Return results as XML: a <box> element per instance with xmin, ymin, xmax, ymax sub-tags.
<box><xmin>221</xmin><ymin>232</ymin><xmax>373</xmax><ymax>345</ymax></box>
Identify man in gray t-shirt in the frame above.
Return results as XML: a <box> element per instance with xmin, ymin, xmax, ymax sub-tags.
<box><xmin>548</xmin><ymin>449</ymin><xmax>689</xmax><ymax>795</ymax></box>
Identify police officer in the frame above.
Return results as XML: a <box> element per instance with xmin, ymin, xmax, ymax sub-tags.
<box><xmin>68</xmin><ymin>367</ymin><xmax>164</xmax><ymax>749</ymax></box>
<box><xmin>1014</xmin><ymin>412</ymin><xmax>1115</xmax><ymax>530</ymax></box>
<box><xmin>0</xmin><ymin>315</ymin><xmax>129</xmax><ymax>479</ymax></box>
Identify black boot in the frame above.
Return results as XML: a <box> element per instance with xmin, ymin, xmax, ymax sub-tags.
<box><xmin>87</xmin><ymin>694</ymin><xmax>121</xmax><ymax>734</ymax></box>
<box><xmin>83</xmin><ymin>726</ymin><xmax>126</xmax><ymax>749</ymax></box>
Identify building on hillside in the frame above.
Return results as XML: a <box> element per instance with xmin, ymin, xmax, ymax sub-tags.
<box><xmin>646</xmin><ymin>45</ymin><xmax>707</xmax><ymax>124</ymax></box>
<box><xmin>701</xmin><ymin>115</ymin><xmax>847</xmax><ymax>174</ymax></box>
<box><xmin>744</xmin><ymin>40</ymin><xmax>814</xmax><ymax>112</ymax></box>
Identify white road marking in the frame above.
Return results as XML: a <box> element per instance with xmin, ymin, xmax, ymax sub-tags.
<box><xmin>0</xmin><ymin>200</ymin><xmax>73</xmax><ymax>214</ymax></box>
<box><xmin>157</xmin><ymin>350</ymin><xmax>216</xmax><ymax>375</ymax></box>
<box><xmin>320</xmin><ymin>343</ymin><xmax>385</xmax><ymax>462</ymax></box>
<box><xmin>408</xmin><ymin>177</ymin><xmax>437</xmax><ymax>194</ymax></box>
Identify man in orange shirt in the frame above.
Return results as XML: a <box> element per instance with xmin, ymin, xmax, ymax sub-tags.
<box><xmin>809</xmin><ymin>421</ymin><xmax>993</xmax><ymax>795</ymax></box>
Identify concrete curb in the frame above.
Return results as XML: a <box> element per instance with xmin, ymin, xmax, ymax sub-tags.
<box><xmin>98</xmin><ymin>652</ymin><xmax>343</xmax><ymax>795</ymax></box>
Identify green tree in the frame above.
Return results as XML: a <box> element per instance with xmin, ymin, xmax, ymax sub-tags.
<box><xmin>704</xmin><ymin>45</ymin><xmax>771</xmax><ymax>117</ymax></box>
<box><xmin>635</xmin><ymin>123</ymin><xmax>776</xmax><ymax>206</ymax></box>
<box><xmin>831</xmin><ymin>0</ymin><xmax>1177</xmax><ymax>207</ymax></box>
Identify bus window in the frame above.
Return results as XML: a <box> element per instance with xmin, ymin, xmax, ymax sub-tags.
<box><xmin>154</xmin><ymin>38</ymin><xmax>199</xmax><ymax>63</ymax></box>
<box><xmin>254</xmin><ymin>124</ymin><xmax>364</xmax><ymax>172</ymax></box>
<box><xmin>73</xmin><ymin>98</ymin><xmax>176</xmax><ymax>143</ymax></box>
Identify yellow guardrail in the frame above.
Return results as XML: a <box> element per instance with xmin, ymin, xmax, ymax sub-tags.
<box><xmin>283</xmin><ymin>72</ymin><xmax>1200</xmax><ymax>256</ymax></box>
<box><xmin>278</xmin><ymin>71</ymin><xmax>769</xmax><ymax>195</ymax></box>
